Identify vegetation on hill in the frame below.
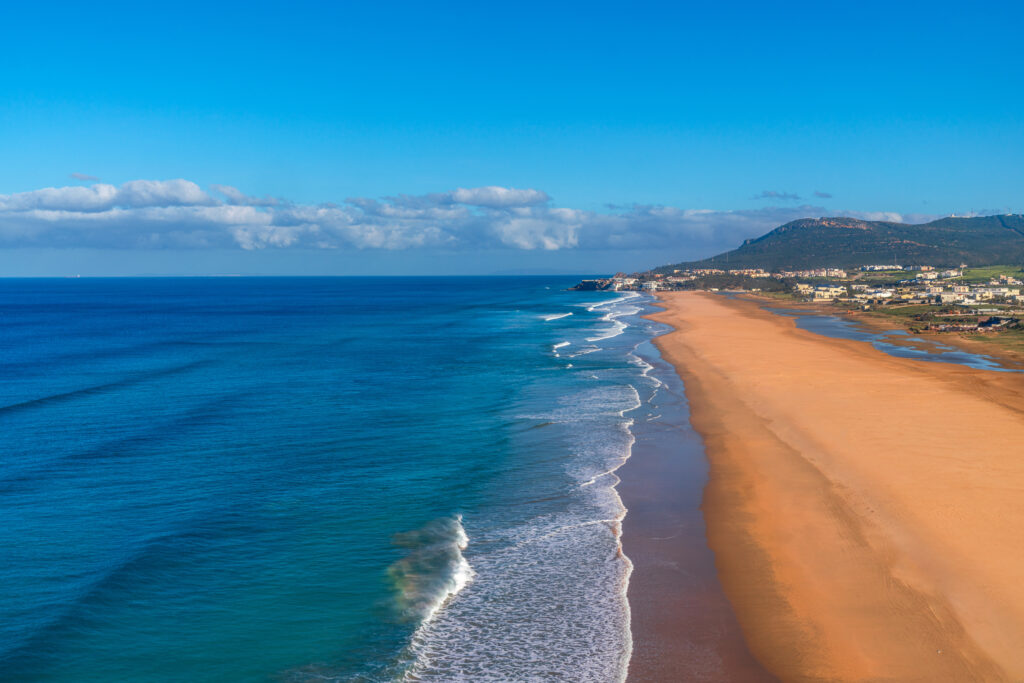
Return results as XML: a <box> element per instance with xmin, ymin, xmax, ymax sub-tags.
<box><xmin>959</xmin><ymin>265</ymin><xmax>1024</xmax><ymax>283</ymax></box>
<box><xmin>658</xmin><ymin>215</ymin><xmax>1024</xmax><ymax>271</ymax></box>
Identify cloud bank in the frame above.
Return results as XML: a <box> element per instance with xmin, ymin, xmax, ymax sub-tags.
<box><xmin>0</xmin><ymin>179</ymin><xmax>931</xmax><ymax>254</ymax></box>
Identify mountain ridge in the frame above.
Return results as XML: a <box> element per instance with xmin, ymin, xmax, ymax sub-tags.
<box><xmin>658</xmin><ymin>215</ymin><xmax>1024</xmax><ymax>271</ymax></box>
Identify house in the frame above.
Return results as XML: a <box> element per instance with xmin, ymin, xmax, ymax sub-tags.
<box><xmin>974</xmin><ymin>287</ymin><xmax>1019</xmax><ymax>299</ymax></box>
<box><xmin>812</xmin><ymin>285</ymin><xmax>847</xmax><ymax>300</ymax></box>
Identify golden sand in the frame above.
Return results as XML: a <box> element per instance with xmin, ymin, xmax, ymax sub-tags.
<box><xmin>649</xmin><ymin>292</ymin><xmax>1024</xmax><ymax>681</ymax></box>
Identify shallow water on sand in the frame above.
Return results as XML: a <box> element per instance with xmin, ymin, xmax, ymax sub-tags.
<box><xmin>763</xmin><ymin>306</ymin><xmax>1022</xmax><ymax>372</ymax></box>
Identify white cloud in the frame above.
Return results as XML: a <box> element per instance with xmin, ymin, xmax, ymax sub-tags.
<box><xmin>117</xmin><ymin>179</ymin><xmax>214</xmax><ymax>207</ymax></box>
<box><xmin>0</xmin><ymin>179</ymin><xmax>934</xmax><ymax>254</ymax></box>
<box><xmin>0</xmin><ymin>179</ymin><xmax>214</xmax><ymax>214</ymax></box>
<box><xmin>448</xmin><ymin>186</ymin><xmax>550</xmax><ymax>208</ymax></box>
<box><xmin>489</xmin><ymin>211</ymin><xmax>582</xmax><ymax>250</ymax></box>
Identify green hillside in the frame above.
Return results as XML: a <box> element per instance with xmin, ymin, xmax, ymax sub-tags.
<box><xmin>659</xmin><ymin>215</ymin><xmax>1024</xmax><ymax>271</ymax></box>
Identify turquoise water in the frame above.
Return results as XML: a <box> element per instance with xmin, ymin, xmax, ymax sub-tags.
<box><xmin>1</xmin><ymin>277</ymin><xmax>659</xmax><ymax>681</ymax></box>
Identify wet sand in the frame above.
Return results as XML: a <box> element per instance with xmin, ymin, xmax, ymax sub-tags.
<box><xmin>619</xmin><ymin>341</ymin><xmax>775</xmax><ymax>682</ymax></box>
<box><xmin>644</xmin><ymin>291</ymin><xmax>1024</xmax><ymax>681</ymax></box>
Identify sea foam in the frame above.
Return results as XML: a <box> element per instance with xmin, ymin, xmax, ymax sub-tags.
<box><xmin>388</xmin><ymin>515</ymin><xmax>474</xmax><ymax>624</ymax></box>
<box><xmin>395</xmin><ymin>291</ymin><xmax>659</xmax><ymax>682</ymax></box>
<box><xmin>403</xmin><ymin>382</ymin><xmax>641</xmax><ymax>682</ymax></box>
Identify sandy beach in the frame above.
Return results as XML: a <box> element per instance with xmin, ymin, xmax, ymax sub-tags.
<box><xmin>644</xmin><ymin>291</ymin><xmax>1024</xmax><ymax>681</ymax></box>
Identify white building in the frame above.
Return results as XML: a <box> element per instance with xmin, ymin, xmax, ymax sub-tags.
<box><xmin>812</xmin><ymin>285</ymin><xmax>847</xmax><ymax>300</ymax></box>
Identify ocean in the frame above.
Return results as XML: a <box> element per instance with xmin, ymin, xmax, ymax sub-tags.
<box><xmin>0</xmin><ymin>276</ymin><xmax>665</xmax><ymax>682</ymax></box>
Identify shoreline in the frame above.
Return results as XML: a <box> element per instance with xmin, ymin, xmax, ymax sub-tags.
<box><xmin>645</xmin><ymin>291</ymin><xmax>1024</xmax><ymax>680</ymax></box>
<box><xmin>618</xmin><ymin>322</ymin><xmax>773</xmax><ymax>681</ymax></box>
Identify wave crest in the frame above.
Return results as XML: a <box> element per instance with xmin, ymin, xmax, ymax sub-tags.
<box><xmin>388</xmin><ymin>515</ymin><xmax>473</xmax><ymax>623</ymax></box>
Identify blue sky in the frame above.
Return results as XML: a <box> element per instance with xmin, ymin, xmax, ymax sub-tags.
<box><xmin>1</xmin><ymin>0</ymin><xmax>1021</xmax><ymax>275</ymax></box>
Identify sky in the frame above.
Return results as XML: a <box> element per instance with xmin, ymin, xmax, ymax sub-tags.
<box><xmin>1</xmin><ymin>0</ymin><xmax>1021</xmax><ymax>275</ymax></box>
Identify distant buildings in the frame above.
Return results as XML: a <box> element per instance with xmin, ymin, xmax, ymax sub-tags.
<box><xmin>725</xmin><ymin>268</ymin><xmax>771</xmax><ymax>278</ymax></box>
<box><xmin>777</xmin><ymin>268</ymin><xmax>847</xmax><ymax>279</ymax></box>
<box><xmin>576</xmin><ymin>263</ymin><xmax>1024</xmax><ymax>321</ymax></box>
<box><xmin>610</xmin><ymin>276</ymin><xmax>638</xmax><ymax>290</ymax></box>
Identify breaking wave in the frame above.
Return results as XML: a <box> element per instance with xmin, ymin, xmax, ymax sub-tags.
<box><xmin>388</xmin><ymin>515</ymin><xmax>474</xmax><ymax>624</ymax></box>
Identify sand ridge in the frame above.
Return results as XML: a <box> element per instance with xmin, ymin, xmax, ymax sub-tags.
<box><xmin>649</xmin><ymin>291</ymin><xmax>1024</xmax><ymax>681</ymax></box>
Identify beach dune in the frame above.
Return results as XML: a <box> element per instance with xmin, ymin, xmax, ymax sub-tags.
<box><xmin>650</xmin><ymin>292</ymin><xmax>1024</xmax><ymax>681</ymax></box>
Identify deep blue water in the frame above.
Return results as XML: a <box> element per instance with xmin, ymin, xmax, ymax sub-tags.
<box><xmin>0</xmin><ymin>277</ymin><xmax>658</xmax><ymax>681</ymax></box>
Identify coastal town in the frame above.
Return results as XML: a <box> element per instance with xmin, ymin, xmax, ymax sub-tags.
<box><xmin>575</xmin><ymin>264</ymin><xmax>1024</xmax><ymax>335</ymax></box>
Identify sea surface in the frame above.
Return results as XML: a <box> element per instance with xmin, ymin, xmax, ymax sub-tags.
<box><xmin>0</xmin><ymin>277</ymin><xmax>664</xmax><ymax>682</ymax></box>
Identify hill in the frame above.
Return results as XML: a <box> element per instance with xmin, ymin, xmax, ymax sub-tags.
<box><xmin>659</xmin><ymin>215</ymin><xmax>1024</xmax><ymax>271</ymax></box>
